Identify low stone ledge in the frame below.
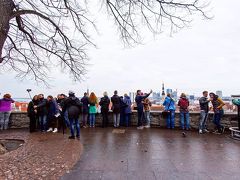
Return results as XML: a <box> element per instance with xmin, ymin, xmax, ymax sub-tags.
<box><xmin>9</xmin><ymin>111</ymin><xmax>238</xmax><ymax>130</ymax></box>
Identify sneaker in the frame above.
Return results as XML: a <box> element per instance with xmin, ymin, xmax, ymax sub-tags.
<box><xmin>204</xmin><ymin>129</ymin><xmax>210</xmax><ymax>133</ymax></box>
<box><xmin>68</xmin><ymin>136</ymin><xmax>75</xmax><ymax>139</ymax></box>
<box><xmin>47</xmin><ymin>128</ymin><xmax>53</xmax><ymax>132</ymax></box>
<box><xmin>83</xmin><ymin>126</ymin><xmax>87</xmax><ymax>128</ymax></box>
<box><xmin>137</xmin><ymin>126</ymin><xmax>144</xmax><ymax>130</ymax></box>
<box><xmin>199</xmin><ymin>129</ymin><xmax>203</xmax><ymax>134</ymax></box>
<box><xmin>212</xmin><ymin>130</ymin><xmax>221</xmax><ymax>135</ymax></box>
<box><xmin>221</xmin><ymin>127</ymin><xmax>225</xmax><ymax>133</ymax></box>
<box><xmin>53</xmin><ymin>128</ymin><xmax>58</xmax><ymax>133</ymax></box>
<box><xmin>144</xmin><ymin>125</ymin><xmax>150</xmax><ymax>128</ymax></box>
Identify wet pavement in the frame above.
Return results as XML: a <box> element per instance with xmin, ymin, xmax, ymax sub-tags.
<box><xmin>0</xmin><ymin>129</ymin><xmax>82</xmax><ymax>179</ymax></box>
<box><xmin>62</xmin><ymin>127</ymin><xmax>240</xmax><ymax>180</ymax></box>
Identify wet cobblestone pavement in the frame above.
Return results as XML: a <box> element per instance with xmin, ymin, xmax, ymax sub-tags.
<box><xmin>0</xmin><ymin>129</ymin><xmax>82</xmax><ymax>180</ymax></box>
<box><xmin>62</xmin><ymin>128</ymin><xmax>240</xmax><ymax>180</ymax></box>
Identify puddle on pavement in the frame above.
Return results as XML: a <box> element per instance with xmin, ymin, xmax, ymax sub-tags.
<box><xmin>0</xmin><ymin>139</ymin><xmax>24</xmax><ymax>154</ymax></box>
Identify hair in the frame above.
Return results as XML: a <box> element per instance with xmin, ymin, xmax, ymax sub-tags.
<box><xmin>84</xmin><ymin>92</ymin><xmax>88</xmax><ymax>96</ymax></box>
<box><xmin>33</xmin><ymin>95</ymin><xmax>38</xmax><ymax>100</ymax></box>
<box><xmin>137</xmin><ymin>90</ymin><xmax>141</xmax><ymax>94</ymax></box>
<box><xmin>47</xmin><ymin>95</ymin><xmax>53</xmax><ymax>100</ymax></box>
<box><xmin>209</xmin><ymin>92</ymin><xmax>218</xmax><ymax>100</ymax></box>
<box><xmin>103</xmin><ymin>92</ymin><xmax>108</xmax><ymax>96</ymax></box>
<box><xmin>202</xmin><ymin>91</ymin><xmax>208</xmax><ymax>95</ymax></box>
<box><xmin>167</xmin><ymin>93</ymin><xmax>171</xmax><ymax>97</ymax></box>
<box><xmin>180</xmin><ymin>93</ymin><xmax>186</xmax><ymax>98</ymax></box>
<box><xmin>114</xmin><ymin>90</ymin><xmax>118</xmax><ymax>95</ymax></box>
<box><xmin>3</xmin><ymin>94</ymin><xmax>11</xmax><ymax>99</ymax></box>
<box><xmin>89</xmin><ymin>92</ymin><xmax>97</xmax><ymax>104</ymax></box>
<box><xmin>124</xmin><ymin>93</ymin><xmax>128</xmax><ymax>97</ymax></box>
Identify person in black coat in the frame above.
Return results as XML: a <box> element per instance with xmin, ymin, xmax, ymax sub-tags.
<box><xmin>111</xmin><ymin>90</ymin><xmax>121</xmax><ymax>128</ymax></box>
<box><xmin>62</xmin><ymin>91</ymin><xmax>82</xmax><ymax>139</ymax></box>
<box><xmin>81</xmin><ymin>92</ymin><xmax>89</xmax><ymax>128</ymax></box>
<box><xmin>27</xmin><ymin>95</ymin><xmax>38</xmax><ymax>133</ymax></box>
<box><xmin>99</xmin><ymin>92</ymin><xmax>110</xmax><ymax>128</ymax></box>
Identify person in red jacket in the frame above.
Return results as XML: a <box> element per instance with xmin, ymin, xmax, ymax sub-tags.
<box><xmin>178</xmin><ymin>93</ymin><xmax>190</xmax><ymax>130</ymax></box>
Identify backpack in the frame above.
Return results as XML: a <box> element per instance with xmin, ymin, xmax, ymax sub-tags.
<box><xmin>180</xmin><ymin>98</ymin><xmax>189</xmax><ymax>110</ymax></box>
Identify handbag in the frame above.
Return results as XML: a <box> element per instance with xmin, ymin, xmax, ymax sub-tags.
<box><xmin>162</xmin><ymin>99</ymin><xmax>172</xmax><ymax>118</ymax></box>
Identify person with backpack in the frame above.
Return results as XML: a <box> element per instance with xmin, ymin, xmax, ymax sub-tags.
<box><xmin>99</xmin><ymin>92</ymin><xmax>110</xmax><ymax>128</ymax></box>
<box><xmin>209</xmin><ymin>92</ymin><xmax>225</xmax><ymax>134</ymax></box>
<box><xmin>62</xmin><ymin>91</ymin><xmax>82</xmax><ymax>139</ymax></box>
<box><xmin>178</xmin><ymin>93</ymin><xmax>190</xmax><ymax>130</ymax></box>
<box><xmin>111</xmin><ymin>90</ymin><xmax>121</xmax><ymax>128</ymax></box>
<box><xmin>163</xmin><ymin>93</ymin><xmax>176</xmax><ymax>129</ymax></box>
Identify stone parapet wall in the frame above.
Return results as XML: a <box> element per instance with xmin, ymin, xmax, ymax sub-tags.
<box><xmin>9</xmin><ymin>111</ymin><xmax>238</xmax><ymax>130</ymax></box>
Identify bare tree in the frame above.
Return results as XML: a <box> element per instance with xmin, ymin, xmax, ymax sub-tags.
<box><xmin>0</xmin><ymin>0</ymin><xmax>210</xmax><ymax>84</ymax></box>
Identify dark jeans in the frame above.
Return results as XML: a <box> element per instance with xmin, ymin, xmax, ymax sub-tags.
<box><xmin>69</xmin><ymin>118</ymin><xmax>80</xmax><ymax>137</ymax></box>
<box><xmin>39</xmin><ymin>115</ymin><xmax>47</xmax><ymax>132</ymax></box>
<box><xmin>213</xmin><ymin>110</ymin><xmax>224</xmax><ymax>132</ymax></box>
<box><xmin>29</xmin><ymin>115</ymin><xmax>37</xmax><ymax>132</ymax></box>
<box><xmin>125</xmin><ymin>113</ymin><xmax>131</xmax><ymax>127</ymax></box>
<box><xmin>137</xmin><ymin>108</ymin><xmax>144</xmax><ymax>127</ymax></box>
<box><xmin>101</xmin><ymin>111</ymin><xmax>109</xmax><ymax>128</ymax></box>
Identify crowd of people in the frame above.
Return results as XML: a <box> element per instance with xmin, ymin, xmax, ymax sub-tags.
<box><xmin>0</xmin><ymin>89</ymin><xmax>226</xmax><ymax>138</ymax></box>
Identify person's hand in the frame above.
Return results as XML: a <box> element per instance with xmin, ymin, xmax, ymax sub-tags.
<box><xmin>150</xmin><ymin>89</ymin><xmax>153</xmax><ymax>94</ymax></box>
<box><xmin>34</xmin><ymin>110</ymin><xmax>37</xmax><ymax>113</ymax></box>
<box><xmin>34</xmin><ymin>105</ymin><xmax>37</xmax><ymax>109</ymax></box>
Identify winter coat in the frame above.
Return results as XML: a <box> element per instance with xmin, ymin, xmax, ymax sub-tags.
<box><xmin>47</xmin><ymin>99</ymin><xmax>59</xmax><ymax>117</ymax></box>
<box><xmin>99</xmin><ymin>96</ymin><xmax>110</xmax><ymax>113</ymax></box>
<box><xmin>63</xmin><ymin>96</ymin><xmax>82</xmax><ymax>119</ymax></box>
<box><xmin>81</xmin><ymin>96</ymin><xmax>89</xmax><ymax>114</ymax></box>
<box><xmin>199</xmin><ymin>96</ymin><xmax>209</xmax><ymax>113</ymax></box>
<box><xmin>0</xmin><ymin>98</ymin><xmax>14</xmax><ymax>112</ymax></box>
<box><xmin>111</xmin><ymin>95</ymin><xmax>121</xmax><ymax>114</ymax></box>
<box><xmin>163</xmin><ymin>96</ymin><xmax>176</xmax><ymax>111</ymax></box>
<box><xmin>178</xmin><ymin>97</ymin><xmax>189</xmax><ymax>113</ymax></box>
<box><xmin>27</xmin><ymin>99</ymin><xmax>38</xmax><ymax>117</ymax></box>
<box><xmin>36</xmin><ymin>98</ymin><xmax>48</xmax><ymax>116</ymax></box>
<box><xmin>211</xmin><ymin>96</ymin><xmax>225</xmax><ymax>114</ymax></box>
<box><xmin>135</xmin><ymin>93</ymin><xmax>151</xmax><ymax>111</ymax></box>
<box><xmin>123</xmin><ymin>96</ymin><xmax>132</xmax><ymax>114</ymax></box>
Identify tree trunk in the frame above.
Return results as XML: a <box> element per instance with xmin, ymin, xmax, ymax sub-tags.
<box><xmin>0</xmin><ymin>0</ymin><xmax>14</xmax><ymax>63</ymax></box>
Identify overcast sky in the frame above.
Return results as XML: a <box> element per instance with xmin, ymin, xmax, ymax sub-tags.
<box><xmin>0</xmin><ymin>0</ymin><xmax>240</xmax><ymax>98</ymax></box>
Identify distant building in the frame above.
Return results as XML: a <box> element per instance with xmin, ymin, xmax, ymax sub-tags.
<box><xmin>216</xmin><ymin>90</ymin><xmax>223</xmax><ymax>99</ymax></box>
<box><xmin>166</xmin><ymin>89</ymin><xmax>172</xmax><ymax>95</ymax></box>
<box><xmin>161</xmin><ymin>83</ymin><xmax>166</xmax><ymax>101</ymax></box>
<box><xmin>129</xmin><ymin>92</ymin><xmax>136</xmax><ymax>103</ymax></box>
<box><xmin>172</xmin><ymin>90</ymin><xmax>178</xmax><ymax>100</ymax></box>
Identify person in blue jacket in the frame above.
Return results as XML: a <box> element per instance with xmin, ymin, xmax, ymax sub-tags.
<box><xmin>163</xmin><ymin>93</ymin><xmax>176</xmax><ymax>129</ymax></box>
<box><xmin>135</xmin><ymin>89</ymin><xmax>152</xmax><ymax>129</ymax></box>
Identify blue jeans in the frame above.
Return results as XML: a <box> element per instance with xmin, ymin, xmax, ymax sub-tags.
<box><xmin>113</xmin><ymin>113</ymin><xmax>120</xmax><ymax>127</ymax></box>
<box><xmin>64</xmin><ymin>111</ymin><xmax>70</xmax><ymax>128</ymax></box>
<box><xmin>144</xmin><ymin>111</ymin><xmax>151</xmax><ymax>126</ymax></box>
<box><xmin>89</xmin><ymin>113</ymin><xmax>96</xmax><ymax>127</ymax></box>
<box><xmin>69</xmin><ymin>118</ymin><xmax>80</xmax><ymax>137</ymax></box>
<box><xmin>39</xmin><ymin>115</ymin><xmax>47</xmax><ymax>131</ymax></box>
<box><xmin>125</xmin><ymin>113</ymin><xmax>131</xmax><ymax>127</ymax></box>
<box><xmin>166</xmin><ymin>110</ymin><xmax>175</xmax><ymax>129</ymax></box>
<box><xmin>0</xmin><ymin>111</ymin><xmax>11</xmax><ymax>130</ymax></box>
<box><xmin>180</xmin><ymin>112</ymin><xmax>190</xmax><ymax>130</ymax></box>
<box><xmin>199</xmin><ymin>110</ymin><xmax>208</xmax><ymax>131</ymax></box>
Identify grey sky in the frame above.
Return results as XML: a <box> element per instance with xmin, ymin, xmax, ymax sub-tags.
<box><xmin>0</xmin><ymin>0</ymin><xmax>240</xmax><ymax>98</ymax></box>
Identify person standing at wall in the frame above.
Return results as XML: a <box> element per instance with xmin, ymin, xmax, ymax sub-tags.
<box><xmin>81</xmin><ymin>92</ymin><xmax>89</xmax><ymax>128</ymax></box>
<box><xmin>46</xmin><ymin>95</ymin><xmax>59</xmax><ymax>133</ymax></box>
<box><xmin>199</xmin><ymin>91</ymin><xmax>210</xmax><ymax>134</ymax></box>
<box><xmin>143</xmin><ymin>94</ymin><xmax>152</xmax><ymax>128</ymax></box>
<box><xmin>62</xmin><ymin>91</ymin><xmax>82</xmax><ymax>139</ymax></box>
<box><xmin>123</xmin><ymin>93</ymin><xmax>132</xmax><ymax>127</ymax></box>
<box><xmin>27</xmin><ymin>95</ymin><xmax>38</xmax><ymax>133</ymax></box>
<box><xmin>163</xmin><ymin>93</ymin><xmax>176</xmax><ymax>129</ymax></box>
<box><xmin>178</xmin><ymin>93</ymin><xmax>190</xmax><ymax>130</ymax></box>
<box><xmin>99</xmin><ymin>92</ymin><xmax>110</xmax><ymax>128</ymax></box>
<box><xmin>135</xmin><ymin>90</ymin><xmax>152</xmax><ymax>130</ymax></box>
<box><xmin>88</xmin><ymin>92</ymin><xmax>98</xmax><ymax>128</ymax></box>
<box><xmin>0</xmin><ymin>94</ymin><xmax>15</xmax><ymax>130</ymax></box>
<box><xmin>209</xmin><ymin>92</ymin><xmax>225</xmax><ymax>134</ymax></box>
<box><xmin>111</xmin><ymin>90</ymin><xmax>121</xmax><ymax>128</ymax></box>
